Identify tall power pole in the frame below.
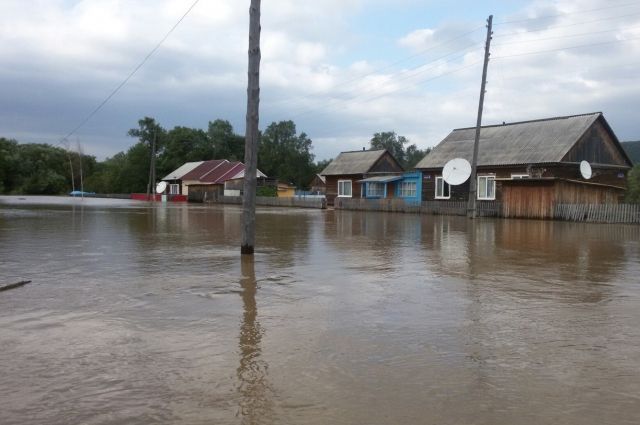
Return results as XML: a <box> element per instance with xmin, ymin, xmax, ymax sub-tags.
<box><xmin>241</xmin><ymin>0</ymin><xmax>261</xmax><ymax>255</ymax></box>
<box><xmin>147</xmin><ymin>128</ymin><xmax>157</xmax><ymax>201</ymax></box>
<box><xmin>467</xmin><ymin>15</ymin><xmax>493</xmax><ymax>219</ymax></box>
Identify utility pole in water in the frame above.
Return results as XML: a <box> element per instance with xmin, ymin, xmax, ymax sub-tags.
<box><xmin>241</xmin><ymin>0</ymin><xmax>261</xmax><ymax>255</ymax></box>
<box><xmin>147</xmin><ymin>128</ymin><xmax>157</xmax><ymax>201</ymax></box>
<box><xmin>467</xmin><ymin>14</ymin><xmax>493</xmax><ymax>219</ymax></box>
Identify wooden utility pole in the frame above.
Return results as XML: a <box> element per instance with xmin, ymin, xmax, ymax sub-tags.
<box><xmin>467</xmin><ymin>14</ymin><xmax>493</xmax><ymax>219</ymax></box>
<box><xmin>241</xmin><ymin>0</ymin><xmax>261</xmax><ymax>255</ymax></box>
<box><xmin>147</xmin><ymin>129</ymin><xmax>157</xmax><ymax>201</ymax></box>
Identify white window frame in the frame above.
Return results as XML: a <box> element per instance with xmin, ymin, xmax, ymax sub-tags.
<box><xmin>366</xmin><ymin>182</ymin><xmax>384</xmax><ymax>197</ymax></box>
<box><xmin>511</xmin><ymin>173</ymin><xmax>529</xmax><ymax>179</ymax></box>
<box><xmin>169</xmin><ymin>183</ymin><xmax>180</xmax><ymax>195</ymax></box>
<box><xmin>435</xmin><ymin>176</ymin><xmax>450</xmax><ymax>199</ymax></box>
<box><xmin>399</xmin><ymin>181</ymin><xmax>417</xmax><ymax>198</ymax></box>
<box><xmin>477</xmin><ymin>175</ymin><xmax>496</xmax><ymax>200</ymax></box>
<box><xmin>337</xmin><ymin>179</ymin><xmax>352</xmax><ymax>197</ymax></box>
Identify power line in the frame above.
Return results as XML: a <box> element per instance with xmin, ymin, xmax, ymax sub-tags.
<box><xmin>493</xmin><ymin>35</ymin><xmax>640</xmax><ymax>60</ymax></box>
<box><xmin>57</xmin><ymin>0</ymin><xmax>202</xmax><ymax>146</ymax></box>
<box><xmin>492</xmin><ymin>26</ymin><xmax>640</xmax><ymax>47</ymax></box>
<box><xmin>286</xmin><ymin>43</ymin><xmax>484</xmax><ymax>120</ymax></box>
<box><xmin>495</xmin><ymin>1</ymin><xmax>640</xmax><ymax>25</ymax></box>
<box><xmin>301</xmin><ymin>59</ymin><xmax>483</xmax><ymax>135</ymax></box>
<box><xmin>269</xmin><ymin>25</ymin><xmax>485</xmax><ymax>110</ymax></box>
<box><xmin>494</xmin><ymin>10</ymin><xmax>640</xmax><ymax>38</ymax></box>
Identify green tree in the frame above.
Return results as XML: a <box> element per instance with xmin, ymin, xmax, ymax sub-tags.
<box><xmin>626</xmin><ymin>165</ymin><xmax>640</xmax><ymax>203</ymax></box>
<box><xmin>208</xmin><ymin>119</ymin><xmax>244</xmax><ymax>161</ymax></box>
<box><xmin>0</xmin><ymin>138</ymin><xmax>20</xmax><ymax>193</ymax></box>
<box><xmin>258</xmin><ymin>120</ymin><xmax>315</xmax><ymax>189</ymax></box>
<box><xmin>158</xmin><ymin>126</ymin><xmax>210</xmax><ymax>177</ymax></box>
<box><xmin>405</xmin><ymin>144</ymin><xmax>431</xmax><ymax>169</ymax></box>
<box><xmin>314</xmin><ymin>158</ymin><xmax>332</xmax><ymax>174</ymax></box>
<box><xmin>369</xmin><ymin>131</ymin><xmax>431</xmax><ymax>169</ymax></box>
<box><xmin>14</xmin><ymin>143</ymin><xmax>70</xmax><ymax>194</ymax></box>
<box><xmin>370</xmin><ymin>131</ymin><xmax>408</xmax><ymax>166</ymax></box>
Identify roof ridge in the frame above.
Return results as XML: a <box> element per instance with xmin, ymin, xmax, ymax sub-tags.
<box><xmin>339</xmin><ymin>149</ymin><xmax>386</xmax><ymax>154</ymax></box>
<box><xmin>453</xmin><ymin>112</ymin><xmax>602</xmax><ymax>131</ymax></box>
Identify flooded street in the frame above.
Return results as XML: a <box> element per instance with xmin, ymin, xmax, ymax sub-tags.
<box><xmin>1</xmin><ymin>196</ymin><xmax>639</xmax><ymax>425</ymax></box>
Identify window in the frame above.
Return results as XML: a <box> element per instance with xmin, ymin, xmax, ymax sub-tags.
<box><xmin>367</xmin><ymin>182</ymin><xmax>384</xmax><ymax>197</ymax></box>
<box><xmin>435</xmin><ymin>176</ymin><xmax>450</xmax><ymax>199</ymax></box>
<box><xmin>399</xmin><ymin>181</ymin><xmax>417</xmax><ymax>198</ymax></box>
<box><xmin>477</xmin><ymin>175</ymin><xmax>495</xmax><ymax>200</ymax></box>
<box><xmin>338</xmin><ymin>180</ymin><xmax>352</xmax><ymax>197</ymax></box>
<box><xmin>511</xmin><ymin>174</ymin><xmax>529</xmax><ymax>179</ymax></box>
<box><xmin>169</xmin><ymin>184</ymin><xmax>180</xmax><ymax>195</ymax></box>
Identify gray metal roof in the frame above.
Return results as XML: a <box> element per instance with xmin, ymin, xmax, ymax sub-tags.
<box><xmin>415</xmin><ymin>113</ymin><xmax>602</xmax><ymax>169</ymax></box>
<box><xmin>357</xmin><ymin>175</ymin><xmax>403</xmax><ymax>183</ymax></box>
<box><xmin>162</xmin><ymin>161</ymin><xmax>204</xmax><ymax>180</ymax></box>
<box><xmin>320</xmin><ymin>150</ymin><xmax>386</xmax><ymax>175</ymax></box>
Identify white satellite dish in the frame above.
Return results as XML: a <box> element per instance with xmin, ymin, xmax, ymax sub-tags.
<box><xmin>442</xmin><ymin>158</ymin><xmax>472</xmax><ymax>185</ymax></box>
<box><xmin>580</xmin><ymin>160</ymin><xmax>592</xmax><ymax>180</ymax></box>
<box><xmin>155</xmin><ymin>181</ymin><xmax>167</xmax><ymax>194</ymax></box>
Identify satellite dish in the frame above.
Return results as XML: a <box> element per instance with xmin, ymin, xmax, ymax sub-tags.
<box><xmin>155</xmin><ymin>181</ymin><xmax>167</xmax><ymax>194</ymax></box>
<box><xmin>442</xmin><ymin>158</ymin><xmax>472</xmax><ymax>185</ymax></box>
<box><xmin>580</xmin><ymin>160</ymin><xmax>592</xmax><ymax>180</ymax></box>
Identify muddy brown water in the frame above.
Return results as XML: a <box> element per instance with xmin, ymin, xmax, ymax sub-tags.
<box><xmin>1</xmin><ymin>196</ymin><xmax>639</xmax><ymax>425</ymax></box>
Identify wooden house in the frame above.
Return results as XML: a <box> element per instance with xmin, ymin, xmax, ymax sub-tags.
<box><xmin>309</xmin><ymin>174</ymin><xmax>326</xmax><ymax>194</ymax></box>
<box><xmin>414</xmin><ymin>112</ymin><xmax>633</xmax><ymax>219</ymax></box>
<box><xmin>163</xmin><ymin>160</ymin><xmax>266</xmax><ymax>201</ymax></box>
<box><xmin>161</xmin><ymin>161</ymin><xmax>206</xmax><ymax>195</ymax></box>
<box><xmin>320</xmin><ymin>149</ymin><xmax>404</xmax><ymax>206</ymax></box>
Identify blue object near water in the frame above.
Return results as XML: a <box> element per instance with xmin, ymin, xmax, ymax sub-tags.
<box><xmin>69</xmin><ymin>191</ymin><xmax>96</xmax><ymax>197</ymax></box>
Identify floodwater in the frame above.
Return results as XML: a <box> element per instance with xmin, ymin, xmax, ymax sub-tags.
<box><xmin>1</xmin><ymin>196</ymin><xmax>639</xmax><ymax>425</ymax></box>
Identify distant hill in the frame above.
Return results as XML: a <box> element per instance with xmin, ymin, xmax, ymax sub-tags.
<box><xmin>621</xmin><ymin>141</ymin><xmax>640</xmax><ymax>165</ymax></box>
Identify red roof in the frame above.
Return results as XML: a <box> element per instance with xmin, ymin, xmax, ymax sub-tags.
<box><xmin>200</xmin><ymin>161</ymin><xmax>245</xmax><ymax>184</ymax></box>
<box><xmin>180</xmin><ymin>159</ymin><xmax>247</xmax><ymax>184</ymax></box>
<box><xmin>181</xmin><ymin>159</ymin><xmax>226</xmax><ymax>181</ymax></box>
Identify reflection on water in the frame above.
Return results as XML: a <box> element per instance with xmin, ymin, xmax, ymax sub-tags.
<box><xmin>1</xmin><ymin>196</ymin><xmax>639</xmax><ymax>425</ymax></box>
<box><xmin>237</xmin><ymin>256</ymin><xmax>274</xmax><ymax>425</ymax></box>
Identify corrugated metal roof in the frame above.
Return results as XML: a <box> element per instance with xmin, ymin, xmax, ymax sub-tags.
<box><xmin>320</xmin><ymin>149</ymin><xmax>387</xmax><ymax>175</ymax></box>
<box><xmin>200</xmin><ymin>161</ymin><xmax>244</xmax><ymax>184</ymax></box>
<box><xmin>357</xmin><ymin>175</ymin><xmax>403</xmax><ymax>183</ymax></box>
<box><xmin>162</xmin><ymin>161</ymin><xmax>204</xmax><ymax>180</ymax></box>
<box><xmin>415</xmin><ymin>113</ymin><xmax>601</xmax><ymax>169</ymax></box>
<box><xmin>181</xmin><ymin>159</ymin><xmax>227</xmax><ymax>180</ymax></box>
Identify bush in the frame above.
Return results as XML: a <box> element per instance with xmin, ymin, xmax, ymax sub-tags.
<box><xmin>256</xmin><ymin>186</ymin><xmax>277</xmax><ymax>197</ymax></box>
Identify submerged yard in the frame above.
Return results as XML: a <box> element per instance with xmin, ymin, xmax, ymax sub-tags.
<box><xmin>1</xmin><ymin>196</ymin><xmax>639</xmax><ymax>425</ymax></box>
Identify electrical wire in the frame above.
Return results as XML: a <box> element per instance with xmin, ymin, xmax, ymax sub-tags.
<box><xmin>269</xmin><ymin>25</ymin><xmax>485</xmax><ymax>110</ymax></box>
<box><xmin>492</xmin><ymin>26</ymin><xmax>640</xmax><ymax>47</ymax></box>
<box><xmin>494</xmin><ymin>10</ymin><xmax>640</xmax><ymax>38</ymax></box>
<box><xmin>287</xmin><ymin>43</ymin><xmax>484</xmax><ymax>120</ymax></box>
<box><xmin>493</xmin><ymin>35</ymin><xmax>640</xmax><ymax>60</ymax></box>
<box><xmin>56</xmin><ymin>0</ymin><xmax>202</xmax><ymax>146</ymax></box>
<box><xmin>495</xmin><ymin>1</ymin><xmax>640</xmax><ymax>25</ymax></box>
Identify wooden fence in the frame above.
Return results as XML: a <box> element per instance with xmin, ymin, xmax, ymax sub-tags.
<box><xmin>554</xmin><ymin>203</ymin><xmax>640</xmax><ymax>224</ymax></box>
<box><xmin>211</xmin><ymin>195</ymin><xmax>326</xmax><ymax>209</ymax></box>
<box><xmin>337</xmin><ymin>198</ymin><xmax>639</xmax><ymax>224</ymax></box>
<box><xmin>335</xmin><ymin>198</ymin><xmax>501</xmax><ymax>217</ymax></box>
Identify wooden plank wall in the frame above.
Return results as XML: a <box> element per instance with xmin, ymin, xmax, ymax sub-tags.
<box><xmin>501</xmin><ymin>183</ymin><xmax>555</xmax><ymax>219</ymax></box>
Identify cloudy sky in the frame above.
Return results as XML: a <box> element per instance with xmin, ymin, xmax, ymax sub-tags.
<box><xmin>1</xmin><ymin>0</ymin><xmax>639</xmax><ymax>161</ymax></box>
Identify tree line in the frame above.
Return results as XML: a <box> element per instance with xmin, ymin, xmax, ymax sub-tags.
<box><xmin>1</xmin><ymin>117</ymin><xmax>433</xmax><ymax>195</ymax></box>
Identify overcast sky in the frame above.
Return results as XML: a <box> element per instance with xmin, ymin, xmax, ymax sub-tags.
<box><xmin>1</xmin><ymin>0</ymin><xmax>639</xmax><ymax>161</ymax></box>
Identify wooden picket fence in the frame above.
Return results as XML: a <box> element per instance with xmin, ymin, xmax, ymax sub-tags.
<box><xmin>554</xmin><ymin>203</ymin><xmax>640</xmax><ymax>224</ymax></box>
